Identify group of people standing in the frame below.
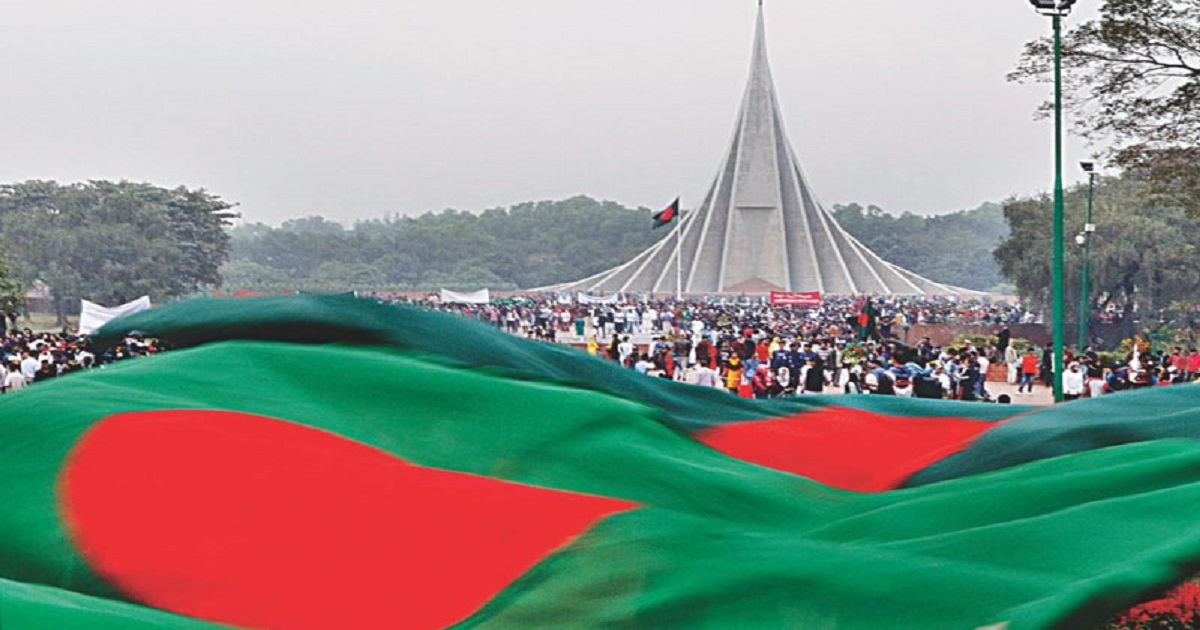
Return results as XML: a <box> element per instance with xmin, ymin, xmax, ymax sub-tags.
<box><xmin>422</xmin><ymin>294</ymin><xmax>1198</xmax><ymax>403</ymax></box>
<box><xmin>1010</xmin><ymin>341</ymin><xmax>1200</xmax><ymax>399</ymax></box>
<box><xmin>593</xmin><ymin>326</ymin><xmax>1005</xmax><ymax>402</ymax></box>
<box><xmin>0</xmin><ymin>330</ymin><xmax>155</xmax><ymax>393</ymax></box>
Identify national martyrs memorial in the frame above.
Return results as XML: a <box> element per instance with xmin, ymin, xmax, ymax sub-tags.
<box><xmin>547</xmin><ymin>4</ymin><xmax>961</xmax><ymax>295</ymax></box>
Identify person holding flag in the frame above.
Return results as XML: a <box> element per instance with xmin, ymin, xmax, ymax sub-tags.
<box><xmin>854</xmin><ymin>297</ymin><xmax>879</xmax><ymax>341</ymax></box>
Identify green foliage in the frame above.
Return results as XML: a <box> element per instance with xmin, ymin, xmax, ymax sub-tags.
<box><xmin>1010</xmin><ymin>0</ymin><xmax>1200</xmax><ymax>215</ymax></box>
<box><xmin>225</xmin><ymin>196</ymin><xmax>661</xmax><ymax>292</ymax></box>
<box><xmin>994</xmin><ymin>174</ymin><xmax>1200</xmax><ymax>327</ymax></box>
<box><xmin>0</xmin><ymin>241</ymin><xmax>25</xmax><ymax>322</ymax></box>
<box><xmin>952</xmin><ymin>333</ymin><xmax>1033</xmax><ymax>354</ymax></box>
<box><xmin>224</xmin><ymin>197</ymin><xmax>1010</xmax><ymax>293</ymax></box>
<box><xmin>219</xmin><ymin>260</ymin><xmax>293</xmax><ymax>293</ymax></box>
<box><xmin>0</xmin><ymin>181</ymin><xmax>237</xmax><ymax>320</ymax></box>
<box><xmin>951</xmin><ymin>333</ymin><xmax>997</xmax><ymax>350</ymax></box>
<box><xmin>830</xmin><ymin>202</ymin><xmax>1009</xmax><ymax>291</ymax></box>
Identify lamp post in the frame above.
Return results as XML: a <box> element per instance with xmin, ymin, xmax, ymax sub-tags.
<box><xmin>1078</xmin><ymin>161</ymin><xmax>1097</xmax><ymax>351</ymax></box>
<box><xmin>1027</xmin><ymin>0</ymin><xmax>1076</xmax><ymax>402</ymax></box>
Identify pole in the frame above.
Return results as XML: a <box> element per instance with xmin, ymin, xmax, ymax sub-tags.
<box><xmin>1078</xmin><ymin>171</ymin><xmax>1095</xmax><ymax>351</ymax></box>
<box><xmin>1051</xmin><ymin>13</ymin><xmax>1065</xmax><ymax>402</ymax></box>
<box><xmin>674</xmin><ymin>200</ymin><xmax>683</xmax><ymax>302</ymax></box>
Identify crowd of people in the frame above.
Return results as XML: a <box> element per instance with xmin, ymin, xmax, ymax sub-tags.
<box><xmin>0</xmin><ymin>329</ymin><xmax>157</xmax><ymax>393</ymax></box>
<box><xmin>4</xmin><ymin>293</ymin><xmax>1193</xmax><ymax>403</ymax></box>
<box><xmin>420</xmin><ymin>294</ymin><xmax>1197</xmax><ymax>401</ymax></box>
<box><xmin>423</xmin><ymin>295</ymin><xmax>1035</xmax><ymax>340</ymax></box>
<box><xmin>594</xmin><ymin>331</ymin><xmax>1007</xmax><ymax>401</ymax></box>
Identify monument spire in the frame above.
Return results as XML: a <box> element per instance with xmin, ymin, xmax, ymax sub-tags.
<box><xmin>543</xmin><ymin>5</ymin><xmax>962</xmax><ymax>295</ymax></box>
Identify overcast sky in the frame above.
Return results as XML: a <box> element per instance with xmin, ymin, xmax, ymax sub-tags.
<box><xmin>2</xmin><ymin>1</ymin><xmax>1102</xmax><ymax>225</ymax></box>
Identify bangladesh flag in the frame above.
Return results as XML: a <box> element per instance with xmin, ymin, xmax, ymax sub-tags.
<box><xmin>3</xmin><ymin>294</ymin><xmax>1200</xmax><ymax>629</ymax></box>
<box><xmin>652</xmin><ymin>197</ymin><xmax>679</xmax><ymax>228</ymax></box>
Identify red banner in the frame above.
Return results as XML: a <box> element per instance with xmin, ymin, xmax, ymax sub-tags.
<box><xmin>770</xmin><ymin>291</ymin><xmax>822</xmax><ymax>307</ymax></box>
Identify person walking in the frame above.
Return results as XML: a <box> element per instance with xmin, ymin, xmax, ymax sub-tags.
<box><xmin>802</xmin><ymin>357</ymin><xmax>825</xmax><ymax>394</ymax></box>
<box><xmin>672</xmin><ymin>335</ymin><xmax>693</xmax><ymax>382</ymax></box>
<box><xmin>1040</xmin><ymin>343</ymin><xmax>1055</xmax><ymax>387</ymax></box>
<box><xmin>724</xmin><ymin>355</ymin><xmax>743</xmax><ymax>395</ymax></box>
<box><xmin>1004</xmin><ymin>342</ymin><xmax>1019</xmax><ymax>384</ymax></box>
<box><xmin>1019</xmin><ymin>348</ymin><xmax>1039</xmax><ymax>395</ymax></box>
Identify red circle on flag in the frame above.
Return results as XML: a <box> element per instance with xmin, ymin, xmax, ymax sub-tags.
<box><xmin>695</xmin><ymin>406</ymin><xmax>996</xmax><ymax>492</ymax></box>
<box><xmin>59</xmin><ymin>409</ymin><xmax>636</xmax><ymax>629</ymax></box>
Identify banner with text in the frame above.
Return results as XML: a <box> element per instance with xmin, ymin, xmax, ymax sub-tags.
<box><xmin>769</xmin><ymin>291</ymin><xmax>822</xmax><ymax>307</ymax></box>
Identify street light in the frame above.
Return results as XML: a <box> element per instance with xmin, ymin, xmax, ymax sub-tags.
<box><xmin>1078</xmin><ymin>161</ymin><xmax>1097</xmax><ymax>352</ymax></box>
<box><xmin>1026</xmin><ymin>0</ymin><xmax>1077</xmax><ymax>402</ymax></box>
<box><xmin>1028</xmin><ymin>0</ymin><xmax>1077</xmax><ymax>15</ymax></box>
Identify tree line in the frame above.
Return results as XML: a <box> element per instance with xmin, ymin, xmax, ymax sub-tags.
<box><xmin>829</xmin><ymin>202</ymin><xmax>1008</xmax><ymax>292</ymax></box>
<box><xmin>223</xmin><ymin>196</ymin><xmax>662</xmax><ymax>293</ymax></box>
<box><xmin>218</xmin><ymin>197</ymin><xmax>1011</xmax><ymax>294</ymax></box>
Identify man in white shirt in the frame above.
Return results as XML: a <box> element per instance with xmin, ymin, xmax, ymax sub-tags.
<box><xmin>634</xmin><ymin>354</ymin><xmax>654</xmax><ymax>375</ymax></box>
<box><xmin>694</xmin><ymin>364</ymin><xmax>720</xmax><ymax>388</ymax></box>
<box><xmin>976</xmin><ymin>353</ymin><xmax>991</xmax><ymax>399</ymax></box>
<box><xmin>617</xmin><ymin>337</ymin><xmax>635</xmax><ymax>367</ymax></box>
<box><xmin>75</xmin><ymin>348</ymin><xmax>96</xmax><ymax>368</ymax></box>
<box><xmin>644</xmin><ymin>308</ymin><xmax>658</xmax><ymax>333</ymax></box>
<box><xmin>1063</xmin><ymin>362</ymin><xmax>1086</xmax><ymax>401</ymax></box>
<box><xmin>19</xmin><ymin>352</ymin><xmax>40</xmax><ymax>383</ymax></box>
<box><xmin>1005</xmin><ymin>344</ymin><xmax>1020</xmax><ymax>384</ymax></box>
<box><xmin>4</xmin><ymin>361</ymin><xmax>26</xmax><ymax>392</ymax></box>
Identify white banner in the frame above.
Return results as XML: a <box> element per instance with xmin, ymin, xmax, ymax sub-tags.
<box><xmin>79</xmin><ymin>296</ymin><xmax>152</xmax><ymax>335</ymax></box>
<box><xmin>439</xmin><ymin>289</ymin><xmax>490</xmax><ymax>305</ymax></box>
<box><xmin>577</xmin><ymin>293</ymin><xmax>619</xmax><ymax>305</ymax></box>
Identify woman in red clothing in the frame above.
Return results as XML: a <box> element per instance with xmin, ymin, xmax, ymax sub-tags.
<box><xmin>755</xmin><ymin>339</ymin><xmax>771</xmax><ymax>363</ymax></box>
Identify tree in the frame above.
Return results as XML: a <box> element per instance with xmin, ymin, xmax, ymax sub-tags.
<box><xmin>0</xmin><ymin>181</ymin><xmax>237</xmax><ymax>324</ymax></box>
<box><xmin>830</xmin><ymin>202</ymin><xmax>1009</xmax><ymax>292</ymax></box>
<box><xmin>225</xmin><ymin>196</ymin><xmax>662</xmax><ymax>292</ymax></box>
<box><xmin>218</xmin><ymin>260</ymin><xmax>293</xmax><ymax>293</ymax></box>
<box><xmin>304</xmin><ymin>261</ymin><xmax>388</xmax><ymax>292</ymax></box>
<box><xmin>224</xmin><ymin>196</ymin><xmax>1013</xmax><ymax>294</ymax></box>
<box><xmin>994</xmin><ymin>174</ymin><xmax>1199</xmax><ymax>339</ymax></box>
<box><xmin>1009</xmin><ymin>0</ymin><xmax>1200</xmax><ymax>213</ymax></box>
<box><xmin>0</xmin><ymin>242</ymin><xmax>25</xmax><ymax>330</ymax></box>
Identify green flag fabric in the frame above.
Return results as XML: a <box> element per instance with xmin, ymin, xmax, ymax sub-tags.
<box><xmin>0</xmin><ymin>295</ymin><xmax>1197</xmax><ymax>628</ymax></box>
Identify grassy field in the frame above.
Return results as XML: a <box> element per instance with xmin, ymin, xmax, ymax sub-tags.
<box><xmin>15</xmin><ymin>312</ymin><xmax>74</xmax><ymax>333</ymax></box>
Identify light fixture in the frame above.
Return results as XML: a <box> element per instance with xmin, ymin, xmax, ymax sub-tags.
<box><xmin>1029</xmin><ymin>0</ymin><xmax>1077</xmax><ymax>15</ymax></box>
